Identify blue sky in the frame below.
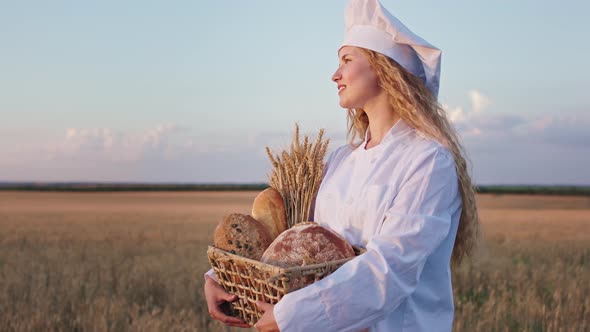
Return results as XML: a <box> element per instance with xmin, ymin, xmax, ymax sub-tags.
<box><xmin>1</xmin><ymin>1</ymin><xmax>589</xmax><ymax>184</ymax></box>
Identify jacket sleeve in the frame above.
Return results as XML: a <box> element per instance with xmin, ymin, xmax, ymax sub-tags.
<box><xmin>204</xmin><ymin>268</ymin><xmax>218</xmax><ymax>282</ymax></box>
<box><xmin>273</xmin><ymin>148</ymin><xmax>460</xmax><ymax>332</ymax></box>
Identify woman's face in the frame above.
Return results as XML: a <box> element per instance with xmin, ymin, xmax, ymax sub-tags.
<box><xmin>332</xmin><ymin>46</ymin><xmax>382</xmax><ymax>109</ymax></box>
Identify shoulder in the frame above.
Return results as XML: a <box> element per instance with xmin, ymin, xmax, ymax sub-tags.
<box><xmin>404</xmin><ymin>130</ymin><xmax>453</xmax><ymax>164</ymax></box>
<box><xmin>395</xmin><ymin>130</ymin><xmax>456</xmax><ymax>183</ymax></box>
<box><xmin>325</xmin><ymin>143</ymin><xmax>354</xmax><ymax>168</ymax></box>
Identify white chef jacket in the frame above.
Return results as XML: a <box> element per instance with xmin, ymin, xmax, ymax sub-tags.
<box><xmin>273</xmin><ymin>119</ymin><xmax>462</xmax><ymax>332</ymax></box>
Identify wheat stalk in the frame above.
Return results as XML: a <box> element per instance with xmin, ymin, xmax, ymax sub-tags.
<box><xmin>266</xmin><ymin>124</ymin><xmax>330</xmax><ymax>228</ymax></box>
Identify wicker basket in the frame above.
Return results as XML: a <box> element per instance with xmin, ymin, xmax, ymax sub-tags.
<box><xmin>207</xmin><ymin>245</ymin><xmax>365</xmax><ymax>326</ymax></box>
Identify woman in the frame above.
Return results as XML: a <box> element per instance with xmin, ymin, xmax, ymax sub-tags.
<box><xmin>206</xmin><ymin>0</ymin><xmax>479</xmax><ymax>331</ymax></box>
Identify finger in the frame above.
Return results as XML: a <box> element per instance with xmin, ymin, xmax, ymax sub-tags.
<box><xmin>218</xmin><ymin>311</ymin><xmax>250</xmax><ymax>328</ymax></box>
<box><xmin>221</xmin><ymin>315</ymin><xmax>247</xmax><ymax>323</ymax></box>
<box><xmin>222</xmin><ymin>316</ymin><xmax>251</xmax><ymax>328</ymax></box>
<box><xmin>209</xmin><ymin>307</ymin><xmax>250</xmax><ymax>328</ymax></box>
<box><xmin>254</xmin><ymin>316</ymin><xmax>268</xmax><ymax>331</ymax></box>
<box><xmin>208</xmin><ymin>282</ymin><xmax>239</xmax><ymax>303</ymax></box>
<box><xmin>208</xmin><ymin>280</ymin><xmax>239</xmax><ymax>303</ymax></box>
<box><xmin>254</xmin><ymin>319</ymin><xmax>263</xmax><ymax>330</ymax></box>
<box><xmin>255</xmin><ymin>301</ymin><xmax>273</xmax><ymax>312</ymax></box>
<box><xmin>221</xmin><ymin>292</ymin><xmax>238</xmax><ymax>303</ymax></box>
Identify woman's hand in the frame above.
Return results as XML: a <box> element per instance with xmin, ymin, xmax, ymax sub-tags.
<box><xmin>254</xmin><ymin>301</ymin><xmax>279</xmax><ymax>332</ymax></box>
<box><xmin>204</xmin><ymin>275</ymin><xmax>250</xmax><ymax>328</ymax></box>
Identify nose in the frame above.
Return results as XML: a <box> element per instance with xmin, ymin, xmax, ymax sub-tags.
<box><xmin>331</xmin><ymin>67</ymin><xmax>341</xmax><ymax>83</ymax></box>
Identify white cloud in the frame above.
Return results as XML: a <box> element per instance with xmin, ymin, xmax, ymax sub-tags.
<box><xmin>442</xmin><ymin>104</ymin><xmax>466</xmax><ymax>124</ymax></box>
<box><xmin>1</xmin><ymin>110</ymin><xmax>589</xmax><ymax>184</ymax></box>
<box><xmin>446</xmin><ymin>89</ymin><xmax>527</xmax><ymax>139</ymax></box>
<box><xmin>47</xmin><ymin>124</ymin><xmax>190</xmax><ymax>162</ymax></box>
<box><xmin>62</xmin><ymin>127</ymin><xmax>116</xmax><ymax>152</ymax></box>
<box><xmin>522</xmin><ymin>112</ymin><xmax>590</xmax><ymax>148</ymax></box>
<box><xmin>15</xmin><ymin>125</ymin><xmax>298</xmax><ymax>182</ymax></box>
<box><xmin>469</xmin><ymin>89</ymin><xmax>491</xmax><ymax>113</ymax></box>
<box><xmin>439</xmin><ymin>90</ymin><xmax>590</xmax><ymax>184</ymax></box>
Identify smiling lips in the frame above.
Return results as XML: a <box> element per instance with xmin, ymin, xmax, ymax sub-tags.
<box><xmin>338</xmin><ymin>85</ymin><xmax>346</xmax><ymax>93</ymax></box>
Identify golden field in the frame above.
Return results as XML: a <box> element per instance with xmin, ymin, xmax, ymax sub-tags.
<box><xmin>0</xmin><ymin>191</ymin><xmax>589</xmax><ymax>331</ymax></box>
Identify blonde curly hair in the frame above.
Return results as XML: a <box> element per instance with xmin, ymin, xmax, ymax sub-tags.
<box><xmin>348</xmin><ymin>47</ymin><xmax>480</xmax><ymax>266</ymax></box>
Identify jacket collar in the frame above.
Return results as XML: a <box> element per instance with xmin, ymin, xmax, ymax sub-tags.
<box><xmin>362</xmin><ymin>118</ymin><xmax>413</xmax><ymax>151</ymax></box>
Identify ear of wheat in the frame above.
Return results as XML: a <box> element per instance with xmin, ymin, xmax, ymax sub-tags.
<box><xmin>266</xmin><ymin>124</ymin><xmax>330</xmax><ymax>228</ymax></box>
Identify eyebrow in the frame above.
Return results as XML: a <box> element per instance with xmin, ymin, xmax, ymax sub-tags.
<box><xmin>339</xmin><ymin>53</ymin><xmax>351</xmax><ymax>61</ymax></box>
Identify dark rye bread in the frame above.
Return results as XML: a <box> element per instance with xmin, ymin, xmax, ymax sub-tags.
<box><xmin>213</xmin><ymin>213</ymin><xmax>273</xmax><ymax>260</ymax></box>
<box><xmin>261</xmin><ymin>222</ymin><xmax>355</xmax><ymax>268</ymax></box>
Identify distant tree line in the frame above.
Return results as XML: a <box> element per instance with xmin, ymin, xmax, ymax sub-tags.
<box><xmin>0</xmin><ymin>183</ymin><xmax>589</xmax><ymax>196</ymax></box>
<box><xmin>0</xmin><ymin>183</ymin><xmax>268</xmax><ymax>192</ymax></box>
<box><xmin>474</xmin><ymin>185</ymin><xmax>590</xmax><ymax>196</ymax></box>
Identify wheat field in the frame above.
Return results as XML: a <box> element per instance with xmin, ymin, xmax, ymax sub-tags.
<box><xmin>0</xmin><ymin>191</ymin><xmax>588</xmax><ymax>331</ymax></box>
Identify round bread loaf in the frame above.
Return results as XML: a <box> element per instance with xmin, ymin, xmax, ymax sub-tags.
<box><xmin>261</xmin><ymin>222</ymin><xmax>355</xmax><ymax>268</ymax></box>
<box><xmin>213</xmin><ymin>213</ymin><xmax>272</xmax><ymax>260</ymax></box>
<box><xmin>251</xmin><ymin>187</ymin><xmax>288</xmax><ymax>240</ymax></box>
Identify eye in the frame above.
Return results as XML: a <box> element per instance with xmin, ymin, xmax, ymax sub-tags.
<box><xmin>339</xmin><ymin>56</ymin><xmax>351</xmax><ymax>66</ymax></box>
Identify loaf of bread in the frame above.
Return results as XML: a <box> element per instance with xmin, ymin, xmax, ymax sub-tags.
<box><xmin>251</xmin><ymin>187</ymin><xmax>288</xmax><ymax>240</ymax></box>
<box><xmin>213</xmin><ymin>213</ymin><xmax>273</xmax><ymax>260</ymax></box>
<box><xmin>261</xmin><ymin>222</ymin><xmax>355</xmax><ymax>268</ymax></box>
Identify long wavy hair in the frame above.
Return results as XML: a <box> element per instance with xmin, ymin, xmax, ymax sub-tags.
<box><xmin>348</xmin><ymin>47</ymin><xmax>480</xmax><ymax>266</ymax></box>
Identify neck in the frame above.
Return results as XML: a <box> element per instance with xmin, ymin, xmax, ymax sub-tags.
<box><xmin>363</xmin><ymin>95</ymin><xmax>399</xmax><ymax>148</ymax></box>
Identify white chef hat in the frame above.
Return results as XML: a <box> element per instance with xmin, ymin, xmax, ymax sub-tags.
<box><xmin>341</xmin><ymin>0</ymin><xmax>442</xmax><ymax>98</ymax></box>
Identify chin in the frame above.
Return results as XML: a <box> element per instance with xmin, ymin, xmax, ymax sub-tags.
<box><xmin>338</xmin><ymin>98</ymin><xmax>351</xmax><ymax>109</ymax></box>
<box><xmin>338</xmin><ymin>95</ymin><xmax>361</xmax><ymax>109</ymax></box>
